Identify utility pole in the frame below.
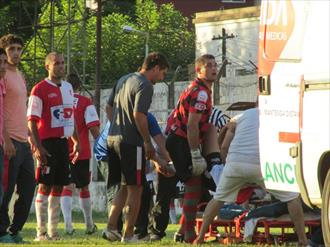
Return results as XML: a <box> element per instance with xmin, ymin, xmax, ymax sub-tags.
<box><xmin>212</xmin><ymin>28</ymin><xmax>235</xmax><ymax>105</ymax></box>
<box><xmin>95</xmin><ymin>0</ymin><xmax>102</xmax><ymax>116</ymax></box>
<box><xmin>212</xmin><ymin>28</ymin><xmax>235</xmax><ymax>77</ymax></box>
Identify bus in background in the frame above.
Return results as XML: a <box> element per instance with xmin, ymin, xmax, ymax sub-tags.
<box><xmin>258</xmin><ymin>0</ymin><xmax>330</xmax><ymax>244</ymax></box>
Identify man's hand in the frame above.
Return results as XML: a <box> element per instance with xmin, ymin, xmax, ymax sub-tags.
<box><xmin>70</xmin><ymin>141</ymin><xmax>80</xmax><ymax>164</ymax></box>
<box><xmin>144</xmin><ymin>141</ymin><xmax>155</xmax><ymax>160</ymax></box>
<box><xmin>3</xmin><ymin>137</ymin><xmax>16</xmax><ymax>158</ymax></box>
<box><xmin>34</xmin><ymin>145</ymin><xmax>51</xmax><ymax>165</ymax></box>
<box><xmin>154</xmin><ymin>160</ymin><xmax>171</xmax><ymax>177</ymax></box>
<box><xmin>151</xmin><ymin>156</ymin><xmax>175</xmax><ymax>177</ymax></box>
<box><xmin>190</xmin><ymin>149</ymin><xmax>207</xmax><ymax>176</ymax></box>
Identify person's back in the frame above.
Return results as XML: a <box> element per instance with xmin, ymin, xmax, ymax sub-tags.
<box><xmin>226</xmin><ymin>108</ymin><xmax>259</xmax><ymax>165</ymax></box>
<box><xmin>109</xmin><ymin>72</ymin><xmax>153</xmax><ymax>146</ymax></box>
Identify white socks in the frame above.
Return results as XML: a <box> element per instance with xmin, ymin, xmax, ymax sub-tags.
<box><xmin>35</xmin><ymin>189</ymin><xmax>49</xmax><ymax>236</ymax></box>
<box><xmin>79</xmin><ymin>190</ymin><xmax>94</xmax><ymax>229</ymax></box>
<box><xmin>48</xmin><ymin>192</ymin><xmax>61</xmax><ymax>237</ymax></box>
<box><xmin>61</xmin><ymin>188</ymin><xmax>73</xmax><ymax>232</ymax></box>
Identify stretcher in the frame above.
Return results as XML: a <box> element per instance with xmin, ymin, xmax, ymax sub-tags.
<box><xmin>196</xmin><ymin>211</ymin><xmax>320</xmax><ymax>245</ymax></box>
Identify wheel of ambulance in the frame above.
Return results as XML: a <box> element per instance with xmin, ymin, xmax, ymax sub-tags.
<box><xmin>321</xmin><ymin>170</ymin><xmax>330</xmax><ymax>245</ymax></box>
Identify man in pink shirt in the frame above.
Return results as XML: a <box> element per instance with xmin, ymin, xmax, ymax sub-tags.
<box><xmin>0</xmin><ymin>34</ymin><xmax>35</xmax><ymax>244</ymax></box>
<box><xmin>0</xmin><ymin>48</ymin><xmax>8</xmax><ymax>207</ymax></box>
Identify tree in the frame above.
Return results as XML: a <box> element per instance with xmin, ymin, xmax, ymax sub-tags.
<box><xmin>21</xmin><ymin>0</ymin><xmax>195</xmax><ymax>89</ymax></box>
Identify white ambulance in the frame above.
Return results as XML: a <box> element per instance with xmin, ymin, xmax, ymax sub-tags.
<box><xmin>258</xmin><ymin>0</ymin><xmax>330</xmax><ymax>243</ymax></box>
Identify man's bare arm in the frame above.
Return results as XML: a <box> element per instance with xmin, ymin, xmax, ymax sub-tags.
<box><xmin>220</xmin><ymin>121</ymin><xmax>236</xmax><ymax>162</ymax></box>
<box><xmin>134</xmin><ymin>112</ymin><xmax>155</xmax><ymax>160</ymax></box>
<box><xmin>89</xmin><ymin>126</ymin><xmax>100</xmax><ymax>140</ymax></box>
<box><xmin>187</xmin><ymin>112</ymin><xmax>202</xmax><ymax>150</ymax></box>
<box><xmin>28</xmin><ymin>120</ymin><xmax>50</xmax><ymax>164</ymax></box>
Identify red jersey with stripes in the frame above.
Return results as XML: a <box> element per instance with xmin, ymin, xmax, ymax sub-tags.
<box><xmin>166</xmin><ymin>79</ymin><xmax>212</xmax><ymax>142</ymax></box>
<box><xmin>68</xmin><ymin>93</ymin><xmax>100</xmax><ymax>160</ymax></box>
<box><xmin>27</xmin><ymin>79</ymin><xmax>75</xmax><ymax>139</ymax></box>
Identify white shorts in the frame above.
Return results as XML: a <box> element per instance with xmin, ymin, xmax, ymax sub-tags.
<box><xmin>213</xmin><ymin>162</ymin><xmax>299</xmax><ymax>203</ymax></box>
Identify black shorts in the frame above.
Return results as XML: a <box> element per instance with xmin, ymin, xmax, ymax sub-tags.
<box><xmin>107</xmin><ymin>140</ymin><xmax>146</xmax><ymax>186</ymax></box>
<box><xmin>35</xmin><ymin>138</ymin><xmax>70</xmax><ymax>186</ymax></box>
<box><xmin>166</xmin><ymin>133</ymin><xmax>192</xmax><ymax>182</ymax></box>
<box><xmin>69</xmin><ymin>159</ymin><xmax>90</xmax><ymax>188</ymax></box>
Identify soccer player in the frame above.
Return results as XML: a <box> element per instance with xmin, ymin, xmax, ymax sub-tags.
<box><xmin>27</xmin><ymin>52</ymin><xmax>80</xmax><ymax>241</ymax></box>
<box><xmin>60</xmin><ymin>73</ymin><xmax>100</xmax><ymax>235</ymax></box>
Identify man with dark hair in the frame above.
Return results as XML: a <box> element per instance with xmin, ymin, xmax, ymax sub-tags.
<box><xmin>0</xmin><ymin>34</ymin><xmax>35</xmax><ymax>244</ymax></box>
<box><xmin>61</xmin><ymin>73</ymin><xmax>100</xmax><ymax>235</ymax></box>
<box><xmin>0</xmin><ymin>48</ymin><xmax>7</xmax><ymax>208</ymax></box>
<box><xmin>27</xmin><ymin>52</ymin><xmax>80</xmax><ymax>241</ymax></box>
<box><xmin>164</xmin><ymin>54</ymin><xmax>217</xmax><ymax>243</ymax></box>
<box><xmin>103</xmin><ymin>52</ymin><xmax>169</xmax><ymax>243</ymax></box>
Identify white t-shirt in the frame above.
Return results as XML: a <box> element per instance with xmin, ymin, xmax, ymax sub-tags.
<box><xmin>226</xmin><ymin>108</ymin><xmax>260</xmax><ymax>165</ymax></box>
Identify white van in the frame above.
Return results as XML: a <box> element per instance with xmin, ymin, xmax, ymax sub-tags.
<box><xmin>258</xmin><ymin>0</ymin><xmax>330</xmax><ymax>244</ymax></box>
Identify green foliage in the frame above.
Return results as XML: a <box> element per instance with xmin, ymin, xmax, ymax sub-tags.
<box><xmin>20</xmin><ymin>0</ymin><xmax>195</xmax><ymax>89</ymax></box>
<box><xmin>102</xmin><ymin>0</ymin><xmax>136</xmax><ymax>17</ymax></box>
<box><xmin>0</xmin><ymin>5</ymin><xmax>14</xmax><ymax>35</ymax></box>
<box><xmin>135</xmin><ymin>0</ymin><xmax>195</xmax><ymax>80</ymax></box>
<box><xmin>0</xmin><ymin>0</ymin><xmax>42</xmax><ymax>43</ymax></box>
<box><xmin>86</xmin><ymin>13</ymin><xmax>142</xmax><ymax>87</ymax></box>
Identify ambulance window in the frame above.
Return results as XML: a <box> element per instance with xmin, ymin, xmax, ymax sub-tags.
<box><xmin>261</xmin><ymin>1</ymin><xmax>309</xmax><ymax>62</ymax></box>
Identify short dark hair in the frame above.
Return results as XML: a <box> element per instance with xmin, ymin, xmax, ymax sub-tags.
<box><xmin>66</xmin><ymin>73</ymin><xmax>81</xmax><ymax>90</ymax></box>
<box><xmin>0</xmin><ymin>34</ymin><xmax>24</xmax><ymax>49</ymax></box>
<box><xmin>195</xmin><ymin>54</ymin><xmax>215</xmax><ymax>68</ymax></box>
<box><xmin>141</xmin><ymin>52</ymin><xmax>169</xmax><ymax>71</ymax></box>
<box><xmin>0</xmin><ymin>48</ymin><xmax>6</xmax><ymax>56</ymax></box>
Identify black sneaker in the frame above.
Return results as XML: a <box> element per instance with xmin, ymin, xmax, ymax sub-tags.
<box><xmin>137</xmin><ymin>232</ymin><xmax>150</xmax><ymax>241</ymax></box>
<box><xmin>173</xmin><ymin>232</ymin><xmax>184</xmax><ymax>242</ymax></box>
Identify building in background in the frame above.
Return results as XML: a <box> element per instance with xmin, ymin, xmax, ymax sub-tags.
<box><xmin>155</xmin><ymin>0</ymin><xmax>260</xmax><ymax>25</ymax></box>
<box><xmin>194</xmin><ymin>6</ymin><xmax>260</xmax><ymax>111</ymax></box>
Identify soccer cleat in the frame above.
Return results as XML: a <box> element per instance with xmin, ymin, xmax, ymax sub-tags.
<box><xmin>65</xmin><ymin>229</ymin><xmax>75</xmax><ymax>235</ymax></box>
<box><xmin>121</xmin><ymin>235</ymin><xmax>143</xmax><ymax>243</ymax></box>
<box><xmin>34</xmin><ymin>232</ymin><xmax>49</xmax><ymax>241</ymax></box>
<box><xmin>85</xmin><ymin>224</ymin><xmax>97</xmax><ymax>235</ymax></box>
<box><xmin>173</xmin><ymin>232</ymin><xmax>184</xmax><ymax>242</ymax></box>
<box><xmin>49</xmin><ymin>233</ymin><xmax>61</xmax><ymax>241</ymax></box>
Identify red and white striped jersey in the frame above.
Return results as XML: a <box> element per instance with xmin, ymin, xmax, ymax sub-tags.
<box><xmin>27</xmin><ymin>79</ymin><xmax>75</xmax><ymax>139</ymax></box>
<box><xmin>69</xmin><ymin>93</ymin><xmax>100</xmax><ymax>160</ymax></box>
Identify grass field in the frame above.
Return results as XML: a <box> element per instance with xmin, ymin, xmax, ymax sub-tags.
<box><xmin>8</xmin><ymin>212</ymin><xmax>295</xmax><ymax>247</ymax></box>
